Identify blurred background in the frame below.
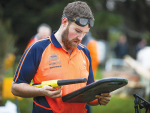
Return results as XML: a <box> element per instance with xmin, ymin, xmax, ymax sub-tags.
<box><xmin>0</xmin><ymin>0</ymin><xmax>150</xmax><ymax>113</ymax></box>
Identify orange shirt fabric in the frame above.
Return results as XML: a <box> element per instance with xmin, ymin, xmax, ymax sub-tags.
<box><xmin>13</xmin><ymin>31</ymin><xmax>95</xmax><ymax>113</ymax></box>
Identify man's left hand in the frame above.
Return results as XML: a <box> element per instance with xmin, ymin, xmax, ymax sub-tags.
<box><xmin>95</xmin><ymin>93</ymin><xmax>111</xmax><ymax>105</ymax></box>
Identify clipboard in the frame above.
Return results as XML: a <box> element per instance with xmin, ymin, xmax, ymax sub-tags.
<box><xmin>62</xmin><ymin>78</ymin><xmax>128</xmax><ymax>103</ymax></box>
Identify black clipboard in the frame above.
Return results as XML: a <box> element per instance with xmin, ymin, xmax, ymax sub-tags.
<box><xmin>62</xmin><ymin>78</ymin><xmax>128</xmax><ymax>103</ymax></box>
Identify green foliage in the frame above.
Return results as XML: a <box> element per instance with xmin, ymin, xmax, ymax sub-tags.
<box><xmin>108</xmin><ymin>29</ymin><xmax>123</xmax><ymax>48</ymax></box>
<box><xmin>0</xmin><ymin>20</ymin><xmax>16</xmax><ymax>74</ymax></box>
<box><xmin>1</xmin><ymin>0</ymin><xmax>150</xmax><ymax>54</ymax></box>
<box><xmin>0</xmin><ymin>0</ymin><xmax>124</xmax><ymax>54</ymax></box>
<box><xmin>94</xmin><ymin>11</ymin><xmax>123</xmax><ymax>30</ymax></box>
<box><xmin>144</xmin><ymin>31</ymin><xmax>150</xmax><ymax>45</ymax></box>
<box><xmin>0</xmin><ymin>19</ymin><xmax>17</xmax><ymax>105</ymax></box>
<box><xmin>0</xmin><ymin>20</ymin><xmax>17</xmax><ymax>56</ymax></box>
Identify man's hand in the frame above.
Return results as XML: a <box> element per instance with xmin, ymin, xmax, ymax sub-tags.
<box><xmin>41</xmin><ymin>85</ymin><xmax>62</xmax><ymax>98</ymax></box>
<box><xmin>11</xmin><ymin>81</ymin><xmax>62</xmax><ymax>98</ymax></box>
<box><xmin>95</xmin><ymin>93</ymin><xmax>111</xmax><ymax>105</ymax></box>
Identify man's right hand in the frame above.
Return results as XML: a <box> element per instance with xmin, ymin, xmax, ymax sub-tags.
<box><xmin>41</xmin><ymin>85</ymin><xmax>62</xmax><ymax>98</ymax></box>
<box><xmin>11</xmin><ymin>81</ymin><xmax>62</xmax><ymax>98</ymax></box>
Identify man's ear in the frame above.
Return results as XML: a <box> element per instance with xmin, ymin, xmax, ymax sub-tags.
<box><xmin>62</xmin><ymin>18</ymin><xmax>68</xmax><ymax>27</ymax></box>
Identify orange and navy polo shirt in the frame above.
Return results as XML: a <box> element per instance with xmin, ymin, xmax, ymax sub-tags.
<box><xmin>13</xmin><ymin>31</ymin><xmax>94</xmax><ymax>113</ymax></box>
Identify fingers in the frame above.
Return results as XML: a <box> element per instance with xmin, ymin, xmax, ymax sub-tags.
<box><xmin>99</xmin><ymin>97</ymin><xmax>110</xmax><ymax>105</ymax></box>
<box><xmin>42</xmin><ymin>85</ymin><xmax>62</xmax><ymax>98</ymax></box>
<box><xmin>95</xmin><ymin>93</ymin><xmax>111</xmax><ymax>106</ymax></box>
<box><xmin>49</xmin><ymin>87</ymin><xmax>62</xmax><ymax>99</ymax></box>
<box><xmin>95</xmin><ymin>93</ymin><xmax>111</xmax><ymax>99</ymax></box>
<box><xmin>101</xmin><ymin>93</ymin><xmax>111</xmax><ymax>97</ymax></box>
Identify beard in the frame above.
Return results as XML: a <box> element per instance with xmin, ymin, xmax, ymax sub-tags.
<box><xmin>62</xmin><ymin>26</ymin><xmax>80</xmax><ymax>50</ymax></box>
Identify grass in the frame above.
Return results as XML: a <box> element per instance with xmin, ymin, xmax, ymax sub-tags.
<box><xmin>2</xmin><ymin>98</ymin><xmax>33</xmax><ymax>113</ymax></box>
<box><xmin>92</xmin><ymin>95</ymin><xmax>146</xmax><ymax>113</ymax></box>
<box><xmin>2</xmin><ymin>67</ymin><xmax>148</xmax><ymax>113</ymax></box>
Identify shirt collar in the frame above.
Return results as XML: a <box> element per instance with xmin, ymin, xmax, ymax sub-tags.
<box><xmin>50</xmin><ymin>30</ymin><xmax>62</xmax><ymax>48</ymax></box>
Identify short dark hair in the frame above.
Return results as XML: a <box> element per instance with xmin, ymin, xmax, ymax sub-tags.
<box><xmin>62</xmin><ymin>1</ymin><xmax>94</xmax><ymax>20</ymax></box>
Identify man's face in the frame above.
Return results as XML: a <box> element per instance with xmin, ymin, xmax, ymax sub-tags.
<box><xmin>62</xmin><ymin>22</ymin><xmax>90</xmax><ymax>50</ymax></box>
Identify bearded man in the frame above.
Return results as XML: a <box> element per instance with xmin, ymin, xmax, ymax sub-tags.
<box><xmin>11</xmin><ymin>1</ymin><xmax>111</xmax><ymax>113</ymax></box>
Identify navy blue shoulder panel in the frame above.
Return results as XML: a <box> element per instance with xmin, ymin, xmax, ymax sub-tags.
<box><xmin>14</xmin><ymin>38</ymin><xmax>51</xmax><ymax>83</ymax></box>
<box><xmin>77</xmin><ymin>44</ymin><xmax>94</xmax><ymax>85</ymax></box>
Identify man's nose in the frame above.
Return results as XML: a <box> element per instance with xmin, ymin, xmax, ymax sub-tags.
<box><xmin>77</xmin><ymin>36</ymin><xmax>83</xmax><ymax>41</ymax></box>
<box><xmin>77</xmin><ymin>33</ymin><xmax>85</xmax><ymax>41</ymax></box>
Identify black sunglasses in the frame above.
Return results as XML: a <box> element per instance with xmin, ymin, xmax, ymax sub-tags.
<box><xmin>63</xmin><ymin>14</ymin><xmax>94</xmax><ymax>27</ymax></box>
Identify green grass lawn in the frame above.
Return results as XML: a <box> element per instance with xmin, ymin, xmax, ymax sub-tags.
<box><xmin>92</xmin><ymin>95</ymin><xmax>146</xmax><ymax>113</ymax></box>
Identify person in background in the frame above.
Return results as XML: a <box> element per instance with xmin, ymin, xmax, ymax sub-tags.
<box><xmin>136</xmin><ymin>46</ymin><xmax>150</xmax><ymax>102</ymax></box>
<box><xmin>82</xmin><ymin>32</ymin><xmax>100</xmax><ymax>78</ymax></box>
<box><xmin>114</xmin><ymin>35</ymin><xmax>128</xmax><ymax>59</ymax></box>
<box><xmin>135</xmin><ymin>38</ymin><xmax>147</xmax><ymax>57</ymax></box>
<box><xmin>25</xmin><ymin>23</ymin><xmax>52</xmax><ymax>50</ymax></box>
<box><xmin>82</xmin><ymin>32</ymin><xmax>100</xmax><ymax>113</ymax></box>
<box><xmin>11</xmin><ymin>1</ymin><xmax>111</xmax><ymax>113</ymax></box>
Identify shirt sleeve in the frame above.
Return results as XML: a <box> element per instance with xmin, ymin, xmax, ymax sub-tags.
<box><xmin>13</xmin><ymin>41</ymin><xmax>46</xmax><ymax>84</ymax></box>
<box><xmin>86</xmin><ymin>49</ymin><xmax>95</xmax><ymax>85</ymax></box>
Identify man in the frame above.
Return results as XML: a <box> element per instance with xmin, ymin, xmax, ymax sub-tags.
<box><xmin>135</xmin><ymin>38</ymin><xmax>146</xmax><ymax>56</ymax></box>
<box><xmin>11</xmin><ymin>1</ymin><xmax>111</xmax><ymax>113</ymax></box>
<box><xmin>25</xmin><ymin>23</ymin><xmax>52</xmax><ymax>50</ymax></box>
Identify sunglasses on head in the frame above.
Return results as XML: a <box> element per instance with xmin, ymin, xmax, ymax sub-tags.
<box><xmin>63</xmin><ymin>14</ymin><xmax>94</xmax><ymax>27</ymax></box>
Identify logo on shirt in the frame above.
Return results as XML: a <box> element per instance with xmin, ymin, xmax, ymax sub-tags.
<box><xmin>48</xmin><ymin>54</ymin><xmax>61</xmax><ymax>68</ymax></box>
<box><xmin>48</xmin><ymin>54</ymin><xmax>60</xmax><ymax>63</ymax></box>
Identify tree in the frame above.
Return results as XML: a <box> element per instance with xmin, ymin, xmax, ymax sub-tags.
<box><xmin>0</xmin><ymin>0</ymin><xmax>70</xmax><ymax>54</ymax></box>
<box><xmin>112</xmin><ymin>0</ymin><xmax>150</xmax><ymax>58</ymax></box>
<box><xmin>0</xmin><ymin>20</ymin><xmax>16</xmax><ymax>105</ymax></box>
<box><xmin>1</xmin><ymin>0</ymin><xmax>150</xmax><ymax>58</ymax></box>
<box><xmin>89</xmin><ymin>0</ymin><xmax>150</xmax><ymax>58</ymax></box>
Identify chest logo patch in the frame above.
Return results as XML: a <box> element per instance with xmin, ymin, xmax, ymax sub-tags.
<box><xmin>48</xmin><ymin>54</ymin><xmax>60</xmax><ymax>63</ymax></box>
<box><xmin>48</xmin><ymin>54</ymin><xmax>61</xmax><ymax>68</ymax></box>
